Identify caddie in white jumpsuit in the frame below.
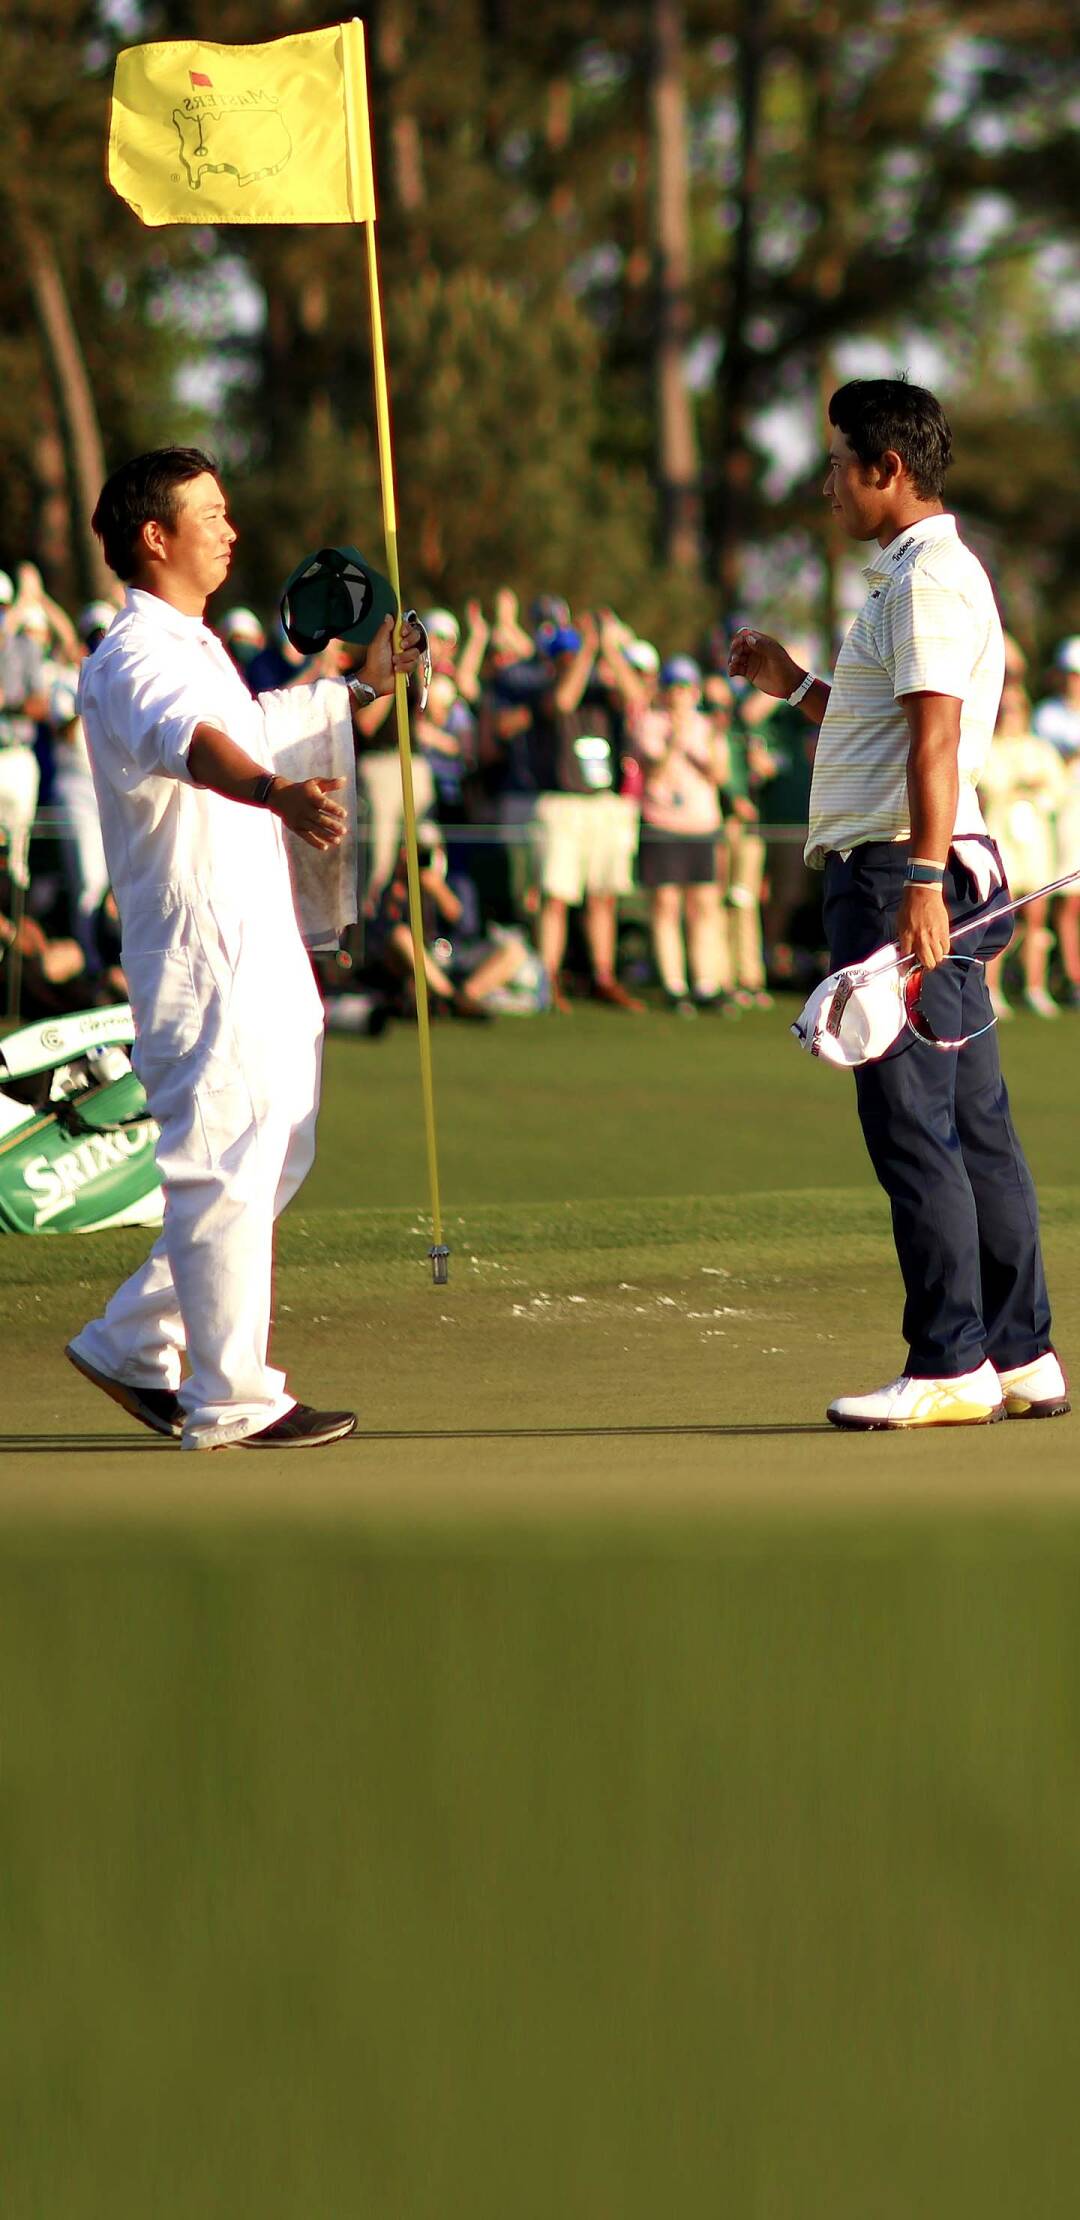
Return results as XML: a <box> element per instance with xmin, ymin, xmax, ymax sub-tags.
<box><xmin>65</xmin><ymin>447</ymin><xmax>419</xmax><ymax>1451</ymax></box>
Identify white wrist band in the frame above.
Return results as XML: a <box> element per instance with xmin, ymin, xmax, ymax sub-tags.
<box><xmin>787</xmin><ymin>672</ymin><xmax>816</xmax><ymax>707</ymax></box>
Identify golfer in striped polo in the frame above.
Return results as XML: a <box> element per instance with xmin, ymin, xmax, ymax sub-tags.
<box><xmin>730</xmin><ymin>378</ymin><xmax>1068</xmax><ymax>1430</ymax></box>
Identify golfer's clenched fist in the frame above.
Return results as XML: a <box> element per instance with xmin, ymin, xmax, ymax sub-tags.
<box><xmin>897</xmin><ymin>883</ymin><xmax>951</xmax><ymax>971</ymax></box>
<box><xmin>727</xmin><ymin>628</ymin><xmax>805</xmax><ymax>701</ymax></box>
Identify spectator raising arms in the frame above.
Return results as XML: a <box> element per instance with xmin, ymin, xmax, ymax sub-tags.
<box><xmin>632</xmin><ymin>656</ymin><xmax>728</xmax><ymax>1015</ymax></box>
<box><xmin>473</xmin><ymin>596</ymin><xmax>555</xmax><ymax>924</ymax></box>
<box><xmin>532</xmin><ymin>610</ymin><xmax>645</xmax><ymax>1012</ymax></box>
<box><xmin>420</xmin><ymin>602</ymin><xmax>489</xmax><ymax>709</ymax></box>
<box><xmin>708</xmin><ymin>670</ymin><xmax>771</xmax><ymax>1008</ymax></box>
<box><xmin>9</xmin><ymin>561</ymin><xmax>79</xmax><ymax>662</ymax></box>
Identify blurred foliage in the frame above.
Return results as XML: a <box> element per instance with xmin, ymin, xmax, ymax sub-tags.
<box><xmin>0</xmin><ymin>0</ymin><xmax>1076</xmax><ymax>649</ymax></box>
<box><xmin>0</xmin><ymin>1</ymin><xmax>209</xmax><ymax>581</ymax></box>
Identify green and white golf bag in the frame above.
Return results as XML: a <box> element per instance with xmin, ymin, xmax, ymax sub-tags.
<box><xmin>0</xmin><ymin>1007</ymin><xmax>163</xmax><ymax>1235</ymax></box>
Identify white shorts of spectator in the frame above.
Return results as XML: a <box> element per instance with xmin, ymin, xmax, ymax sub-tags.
<box><xmin>535</xmin><ymin>791</ymin><xmax>639</xmax><ymax>905</ymax></box>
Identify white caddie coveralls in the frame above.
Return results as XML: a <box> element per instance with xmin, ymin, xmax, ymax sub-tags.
<box><xmin>72</xmin><ymin>588</ymin><xmax>344</xmax><ymax>1450</ymax></box>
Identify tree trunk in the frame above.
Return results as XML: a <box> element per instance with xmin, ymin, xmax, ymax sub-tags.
<box><xmin>34</xmin><ymin>418</ymin><xmax>71</xmax><ymax>583</ymax></box>
<box><xmin>10</xmin><ymin>202</ymin><xmax>111</xmax><ymax>601</ymax></box>
<box><xmin>805</xmin><ymin>6</ymin><xmax>844</xmax><ymax>657</ymax></box>
<box><xmin>713</xmin><ymin>0</ymin><xmax>768</xmax><ymax>607</ymax></box>
<box><xmin>650</xmin><ymin>0</ymin><xmax>703</xmax><ymax>575</ymax></box>
<box><xmin>377</xmin><ymin>1</ymin><xmax>429</xmax><ymax>256</ymax></box>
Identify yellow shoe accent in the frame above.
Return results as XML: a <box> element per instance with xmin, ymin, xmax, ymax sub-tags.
<box><xmin>997</xmin><ymin>1350</ymin><xmax>1071</xmax><ymax>1420</ymax></box>
<box><xmin>828</xmin><ymin>1361</ymin><xmax>1005</xmax><ymax>1430</ymax></box>
<box><xmin>895</xmin><ymin>1385</ymin><xmax>1003</xmax><ymax>1428</ymax></box>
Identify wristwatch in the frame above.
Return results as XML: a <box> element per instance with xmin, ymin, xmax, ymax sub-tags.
<box><xmin>348</xmin><ymin>678</ymin><xmax>379</xmax><ymax>711</ymax></box>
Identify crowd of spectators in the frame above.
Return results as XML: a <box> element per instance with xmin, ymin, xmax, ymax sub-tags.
<box><xmin>3</xmin><ymin>554</ymin><xmax>1080</xmax><ymax>1031</ymax></box>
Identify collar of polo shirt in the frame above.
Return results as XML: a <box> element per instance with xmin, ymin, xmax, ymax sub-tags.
<box><xmin>126</xmin><ymin>586</ymin><xmax>219</xmax><ymax>646</ymax></box>
<box><xmin>862</xmin><ymin>512</ymin><xmax>957</xmax><ymax>582</ymax></box>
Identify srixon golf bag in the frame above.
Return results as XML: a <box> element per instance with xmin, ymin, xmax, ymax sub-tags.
<box><xmin>0</xmin><ymin>1006</ymin><xmax>163</xmax><ymax>1235</ymax></box>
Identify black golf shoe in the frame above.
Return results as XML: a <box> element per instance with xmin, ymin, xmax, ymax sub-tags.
<box><xmin>241</xmin><ymin>1403</ymin><xmax>358</xmax><ymax>1449</ymax></box>
<box><xmin>66</xmin><ymin>1344</ymin><xmax>184</xmax><ymax>1438</ymax></box>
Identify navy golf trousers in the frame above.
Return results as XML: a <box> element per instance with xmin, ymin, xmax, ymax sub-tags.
<box><xmin>822</xmin><ymin>841</ymin><xmax>1051</xmax><ymax>1378</ymax></box>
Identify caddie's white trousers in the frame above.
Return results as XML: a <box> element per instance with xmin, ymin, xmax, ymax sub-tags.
<box><xmin>70</xmin><ymin>900</ymin><xmax>324</xmax><ymax>1450</ymax></box>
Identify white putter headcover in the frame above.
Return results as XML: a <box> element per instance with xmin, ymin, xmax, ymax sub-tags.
<box><xmin>793</xmin><ymin>941</ymin><xmax>998</xmax><ymax>1066</ymax></box>
<box><xmin>791</xmin><ymin>944</ymin><xmax>912</xmax><ymax>1068</ymax></box>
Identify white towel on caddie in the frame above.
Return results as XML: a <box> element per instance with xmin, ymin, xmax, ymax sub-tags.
<box><xmin>260</xmin><ymin>678</ymin><xmax>358</xmax><ymax>948</ymax></box>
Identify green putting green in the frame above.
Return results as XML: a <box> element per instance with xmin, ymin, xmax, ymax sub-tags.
<box><xmin>1</xmin><ymin>1001</ymin><xmax>1077</xmax><ymax>1497</ymax></box>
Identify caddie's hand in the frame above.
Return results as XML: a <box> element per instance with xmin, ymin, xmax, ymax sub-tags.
<box><xmin>362</xmin><ymin>613</ymin><xmax>423</xmax><ymax>696</ymax></box>
<box><xmin>727</xmin><ymin>628</ymin><xmax>802</xmax><ymax>700</ymax></box>
<box><xmin>897</xmin><ymin>884</ymin><xmax>951</xmax><ymax>971</ymax></box>
<box><xmin>273</xmin><ymin>775</ymin><xmax>348</xmax><ymax>851</ymax></box>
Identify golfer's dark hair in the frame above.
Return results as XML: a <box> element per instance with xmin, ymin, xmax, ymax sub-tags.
<box><xmin>828</xmin><ymin>379</ymin><xmax>952</xmax><ymax>500</ymax></box>
<box><xmin>91</xmin><ymin>447</ymin><xmax>220</xmax><ymax>581</ymax></box>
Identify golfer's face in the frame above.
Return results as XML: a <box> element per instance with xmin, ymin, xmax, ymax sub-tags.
<box><xmin>168</xmin><ymin>474</ymin><xmax>237</xmax><ymax>596</ymax></box>
<box><xmin>823</xmin><ymin>430</ymin><xmax>880</xmax><ymax>541</ymax></box>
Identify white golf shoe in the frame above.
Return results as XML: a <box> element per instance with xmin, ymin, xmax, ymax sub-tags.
<box><xmin>995</xmin><ymin>1349</ymin><xmax>1071</xmax><ymax>1420</ymax></box>
<box><xmin>827</xmin><ymin>1359</ymin><xmax>1004</xmax><ymax>1431</ymax></box>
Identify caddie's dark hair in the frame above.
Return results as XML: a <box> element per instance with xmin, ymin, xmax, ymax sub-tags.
<box><xmin>91</xmin><ymin>447</ymin><xmax>220</xmax><ymax>581</ymax></box>
<box><xmin>828</xmin><ymin>379</ymin><xmax>952</xmax><ymax>500</ymax></box>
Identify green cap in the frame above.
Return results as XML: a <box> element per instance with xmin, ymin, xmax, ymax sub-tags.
<box><xmin>279</xmin><ymin>545</ymin><xmax>398</xmax><ymax>653</ymax></box>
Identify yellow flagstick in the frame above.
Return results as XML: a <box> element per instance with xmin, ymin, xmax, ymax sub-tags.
<box><xmin>106</xmin><ymin>20</ymin><xmax>446</xmax><ymax>1274</ymax></box>
<box><xmin>345</xmin><ymin>21</ymin><xmax>448</xmax><ymax>1284</ymax></box>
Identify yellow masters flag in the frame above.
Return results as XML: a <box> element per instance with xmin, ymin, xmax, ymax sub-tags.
<box><xmin>108</xmin><ymin>19</ymin><xmax>375</xmax><ymax>227</ymax></box>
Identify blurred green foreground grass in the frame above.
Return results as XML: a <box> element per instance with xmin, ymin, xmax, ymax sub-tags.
<box><xmin>4</xmin><ymin>1531</ymin><xmax>1080</xmax><ymax>2219</ymax></box>
<box><xmin>2</xmin><ymin>1008</ymin><xmax>1079</xmax><ymax>2216</ymax></box>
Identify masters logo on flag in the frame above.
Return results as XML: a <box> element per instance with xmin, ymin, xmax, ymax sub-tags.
<box><xmin>108</xmin><ymin>21</ymin><xmax>375</xmax><ymax>228</ymax></box>
<box><xmin>175</xmin><ymin>83</ymin><xmax>293</xmax><ymax>200</ymax></box>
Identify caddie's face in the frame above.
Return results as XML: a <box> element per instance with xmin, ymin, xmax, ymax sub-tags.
<box><xmin>823</xmin><ymin>428</ymin><xmax>884</xmax><ymax>541</ymax></box>
<box><xmin>165</xmin><ymin>473</ymin><xmax>237</xmax><ymax>597</ymax></box>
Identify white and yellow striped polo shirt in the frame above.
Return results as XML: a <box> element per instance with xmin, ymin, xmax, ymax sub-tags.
<box><xmin>805</xmin><ymin>513</ymin><xmax>1005</xmax><ymax>867</ymax></box>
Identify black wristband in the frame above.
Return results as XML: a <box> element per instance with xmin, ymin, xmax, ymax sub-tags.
<box><xmin>904</xmin><ymin>859</ymin><xmax>945</xmax><ymax>886</ymax></box>
<box><xmin>252</xmin><ymin>773</ymin><xmax>276</xmax><ymax>807</ymax></box>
